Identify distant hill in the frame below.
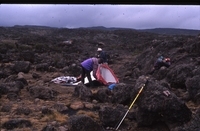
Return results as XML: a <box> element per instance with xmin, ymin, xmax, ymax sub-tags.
<box><xmin>12</xmin><ymin>25</ymin><xmax>57</xmax><ymax>29</ymax></box>
<box><xmin>138</xmin><ymin>28</ymin><xmax>200</xmax><ymax>36</ymax></box>
<box><xmin>78</xmin><ymin>26</ymin><xmax>134</xmax><ymax>31</ymax></box>
<box><xmin>79</xmin><ymin>26</ymin><xmax>200</xmax><ymax>36</ymax></box>
<box><xmin>8</xmin><ymin>25</ymin><xmax>200</xmax><ymax>36</ymax></box>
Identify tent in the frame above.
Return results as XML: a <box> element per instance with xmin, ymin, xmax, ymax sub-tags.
<box><xmin>60</xmin><ymin>64</ymin><xmax>119</xmax><ymax>86</ymax></box>
<box><xmin>83</xmin><ymin>64</ymin><xmax>119</xmax><ymax>85</ymax></box>
<box><xmin>96</xmin><ymin>64</ymin><xmax>119</xmax><ymax>85</ymax></box>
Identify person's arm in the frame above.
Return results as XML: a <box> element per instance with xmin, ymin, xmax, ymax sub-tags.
<box><xmin>162</xmin><ymin>61</ymin><xmax>171</xmax><ymax>68</ymax></box>
<box><xmin>162</xmin><ymin>58</ymin><xmax>171</xmax><ymax>68</ymax></box>
<box><xmin>103</xmin><ymin>52</ymin><xmax>108</xmax><ymax>62</ymax></box>
<box><xmin>166</xmin><ymin>62</ymin><xmax>171</xmax><ymax>68</ymax></box>
<box><xmin>92</xmin><ymin>58</ymin><xmax>98</xmax><ymax>79</ymax></box>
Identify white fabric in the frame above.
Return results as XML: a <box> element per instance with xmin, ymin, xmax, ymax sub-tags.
<box><xmin>51</xmin><ymin>76</ymin><xmax>77</xmax><ymax>84</ymax></box>
<box><xmin>84</xmin><ymin>71</ymin><xmax>96</xmax><ymax>84</ymax></box>
<box><xmin>99</xmin><ymin>66</ymin><xmax>118</xmax><ymax>83</ymax></box>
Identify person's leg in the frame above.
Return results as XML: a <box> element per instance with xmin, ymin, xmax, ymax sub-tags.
<box><xmin>162</xmin><ymin>62</ymin><xmax>170</xmax><ymax>68</ymax></box>
<box><xmin>85</xmin><ymin>71</ymin><xmax>93</xmax><ymax>87</ymax></box>
<box><xmin>81</xmin><ymin>66</ymin><xmax>86</xmax><ymax>84</ymax></box>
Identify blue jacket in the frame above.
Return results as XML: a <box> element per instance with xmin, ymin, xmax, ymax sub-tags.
<box><xmin>98</xmin><ymin>51</ymin><xmax>108</xmax><ymax>63</ymax></box>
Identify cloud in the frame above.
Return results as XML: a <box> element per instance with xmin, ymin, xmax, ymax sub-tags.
<box><xmin>0</xmin><ymin>4</ymin><xmax>199</xmax><ymax>30</ymax></box>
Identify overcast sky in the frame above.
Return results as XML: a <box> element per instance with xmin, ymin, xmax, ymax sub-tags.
<box><xmin>0</xmin><ymin>4</ymin><xmax>200</xmax><ymax>30</ymax></box>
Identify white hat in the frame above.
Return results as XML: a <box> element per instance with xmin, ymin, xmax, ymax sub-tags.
<box><xmin>97</xmin><ymin>48</ymin><xmax>102</xmax><ymax>51</ymax></box>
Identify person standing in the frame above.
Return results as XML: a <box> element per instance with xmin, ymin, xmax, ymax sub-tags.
<box><xmin>97</xmin><ymin>48</ymin><xmax>108</xmax><ymax>64</ymax></box>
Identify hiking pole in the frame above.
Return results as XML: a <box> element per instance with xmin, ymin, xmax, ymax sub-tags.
<box><xmin>115</xmin><ymin>83</ymin><xmax>147</xmax><ymax>130</ymax></box>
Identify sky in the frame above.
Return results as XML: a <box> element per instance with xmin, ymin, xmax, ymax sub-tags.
<box><xmin>0</xmin><ymin>4</ymin><xmax>200</xmax><ymax>30</ymax></box>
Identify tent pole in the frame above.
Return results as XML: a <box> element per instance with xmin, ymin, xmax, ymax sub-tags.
<box><xmin>115</xmin><ymin>82</ymin><xmax>147</xmax><ymax>130</ymax></box>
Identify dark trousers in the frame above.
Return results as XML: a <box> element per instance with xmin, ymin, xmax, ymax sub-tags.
<box><xmin>149</xmin><ymin>62</ymin><xmax>170</xmax><ymax>75</ymax></box>
<box><xmin>81</xmin><ymin>65</ymin><xmax>93</xmax><ymax>87</ymax></box>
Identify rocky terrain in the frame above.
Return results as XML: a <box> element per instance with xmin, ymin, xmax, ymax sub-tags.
<box><xmin>0</xmin><ymin>25</ymin><xmax>200</xmax><ymax>131</ymax></box>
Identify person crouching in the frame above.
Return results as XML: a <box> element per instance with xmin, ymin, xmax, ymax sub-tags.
<box><xmin>80</xmin><ymin>57</ymin><xmax>103</xmax><ymax>87</ymax></box>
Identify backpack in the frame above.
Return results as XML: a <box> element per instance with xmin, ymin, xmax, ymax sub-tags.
<box><xmin>99</xmin><ymin>51</ymin><xmax>109</xmax><ymax>62</ymax></box>
<box><xmin>104</xmin><ymin>51</ymin><xmax>110</xmax><ymax>60</ymax></box>
<box><xmin>157</xmin><ymin>56</ymin><xmax>164</xmax><ymax>62</ymax></box>
<box><xmin>154</xmin><ymin>56</ymin><xmax>164</xmax><ymax>67</ymax></box>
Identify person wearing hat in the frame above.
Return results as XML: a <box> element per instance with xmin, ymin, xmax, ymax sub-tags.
<box><xmin>149</xmin><ymin>56</ymin><xmax>171</xmax><ymax>75</ymax></box>
<box><xmin>97</xmin><ymin>48</ymin><xmax>108</xmax><ymax>64</ymax></box>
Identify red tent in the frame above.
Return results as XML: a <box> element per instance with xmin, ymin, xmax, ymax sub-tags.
<box><xmin>96</xmin><ymin>64</ymin><xmax>119</xmax><ymax>85</ymax></box>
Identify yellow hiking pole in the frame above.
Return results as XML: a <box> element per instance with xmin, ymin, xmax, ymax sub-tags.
<box><xmin>115</xmin><ymin>82</ymin><xmax>147</xmax><ymax>130</ymax></box>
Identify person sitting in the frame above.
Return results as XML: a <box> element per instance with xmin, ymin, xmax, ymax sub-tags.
<box><xmin>80</xmin><ymin>57</ymin><xmax>103</xmax><ymax>87</ymax></box>
<box><xmin>97</xmin><ymin>48</ymin><xmax>108</xmax><ymax>64</ymax></box>
<box><xmin>149</xmin><ymin>56</ymin><xmax>171</xmax><ymax>75</ymax></box>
